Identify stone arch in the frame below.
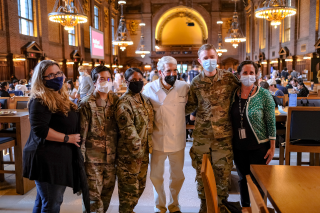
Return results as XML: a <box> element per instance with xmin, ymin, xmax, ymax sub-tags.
<box><xmin>155</xmin><ymin>6</ymin><xmax>208</xmax><ymax>43</ymax></box>
<box><xmin>152</xmin><ymin>3</ymin><xmax>211</xmax><ymax>48</ymax></box>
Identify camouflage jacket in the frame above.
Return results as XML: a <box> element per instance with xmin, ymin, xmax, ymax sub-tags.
<box><xmin>115</xmin><ymin>90</ymin><xmax>154</xmax><ymax>159</ymax></box>
<box><xmin>186</xmin><ymin>69</ymin><xmax>240</xmax><ymax>141</ymax></box>
<box><xmin>79</xmin><ymin>91</ymin><xmax>119</xmax><ymax>164</ymax></box>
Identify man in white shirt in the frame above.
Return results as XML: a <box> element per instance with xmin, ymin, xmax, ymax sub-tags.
<box><xmin>143</xmin><ymin>56</ymin><xmax>189</xmax><ymax>213</ymax></box>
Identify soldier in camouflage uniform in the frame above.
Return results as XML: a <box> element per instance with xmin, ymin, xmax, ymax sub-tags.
<box><xmin>115</xmin><ymin>68</ymin><xmax>154</xmax><ymax>213</ymax></box>
<box><xmin>185</xmin><ymin>44</ymin><xmax>239</xmax><ymax>213</ymax></box>
<box><xmin>79</xmin><ymin>66</ymin><xmax>119</xmax><ymax>213</ymax></box>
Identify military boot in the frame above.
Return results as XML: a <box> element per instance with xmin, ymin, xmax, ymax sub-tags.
<box><xmin>199</xmin><ymin>199</ymin><xmax>207</xmax><ymax>213</ymax></box>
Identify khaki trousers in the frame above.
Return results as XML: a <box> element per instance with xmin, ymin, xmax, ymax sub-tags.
<box><xmin>150</xmin><ymin>148</ymin><xmax>185</xmax><ymax>213</ymax></box>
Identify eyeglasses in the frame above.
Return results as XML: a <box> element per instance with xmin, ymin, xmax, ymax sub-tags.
<box><xmin>43</xmin><ymin>71</ymin><xmax>64</xmax><ymax>80</ymax></box>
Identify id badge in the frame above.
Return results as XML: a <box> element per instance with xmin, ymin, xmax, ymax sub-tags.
<box><xmin>238</xmin><ymin>128</ymin><xmax>246</xmax><ymax>139</ymax></box>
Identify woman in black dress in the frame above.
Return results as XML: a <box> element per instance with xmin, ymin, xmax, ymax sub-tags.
<box><xmin>23</xmin><ymin>60</ymin><xmax>89</xmax><ymax>213</ymax></box>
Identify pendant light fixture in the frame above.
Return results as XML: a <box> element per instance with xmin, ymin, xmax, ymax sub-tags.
<box><xmin>255</xmin><ymin>0</ymin><xmax>296</xmax><ymax>29</ymax></box>
<box><xmin>225</xmin><ymin>0</ymin><xmax>246</xmax><ymax>48</ymax></box>
<box><xmin>112</xmin><ymin>1</ymin><xmax>133</xmax><ymax>51</ymax></box>
<box><xmin>135</xmin><ymin>23</ymin><xmax>150</xmax><ymax>58</ymax></box>
<box><xmin>48</xmin><ymin>0</ymin><xmax>87</xmax><ymax>31</ymax></box>
<box><xmin>216</xmin><ymin>20</ymin><xmax>227</xmax><ymax>57</ymax></box>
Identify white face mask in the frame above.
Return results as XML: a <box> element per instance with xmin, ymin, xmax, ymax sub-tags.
<box><xmin>202</xmin><ymin>59</ymin><xmax>217</xmax><ymax>72</ymax></box>
<box><xmin>240</xmin><ymin>75</ymin><xmax>256</xmax><ymax>87</ymax></box>
<box><xmin>257</xmin><ymin>73</ymin><xmax>262</xmax><ymax>79</ymax></box>
<box><xmin>97</xmin><ymin>81</ymin><xmax>113</xmax><ymax>94</ymax></box>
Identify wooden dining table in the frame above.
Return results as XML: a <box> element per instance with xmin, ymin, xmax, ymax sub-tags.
<box><xmin>251</xmin><ymin>165</ymin><xmax>320</xmax><ymax>213</ymax></box>
<box><xmin>0</xmin><ymin>109</ymin><xmax>35</xmax><ymax>194</ymax></box>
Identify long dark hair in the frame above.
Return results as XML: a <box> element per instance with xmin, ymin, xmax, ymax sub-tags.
<box><xmin>0</xmin><ymin>82</ymin><xmax>8</xmax><ymax>91</ymax></box>
<box><xmin>67</xmin><ymin>80</ymin><xmax>74</xmax><ymax>91</ymax></box>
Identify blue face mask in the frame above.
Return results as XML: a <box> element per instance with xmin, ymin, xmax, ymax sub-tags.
<box><xmin>114</xmin><ymin>70</ymin><xmax>117</xmax><ymax>74</ymax></box>
<box><xmin>79</xmin><ymin>72</ymin><xmax>84</xmax><ymax>76</ymax></box>
<box><xmin>45</xmin><ymin>76</ymin><xmax>64</xmax><ymax>91</ymax></box>
<box><xmin>202</xmin><ymin>59</ymin><xmax>217</xmax><ymax>72</ymax></box>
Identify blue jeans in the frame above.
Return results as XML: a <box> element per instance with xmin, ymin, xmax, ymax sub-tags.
<box><xmin>80</xmin><ymin>94</ymin><xmax>86</xmax><ymax>99</ymax></box>
<box><xmin>33</xmin><ymin>180</ymin><xmax>66</xmax><ymax>213</ymax></box>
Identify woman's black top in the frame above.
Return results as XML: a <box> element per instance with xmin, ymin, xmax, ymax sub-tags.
<box><xmin>0</xmin><ymin>90</ymin><xmax>10</xmax><ymax>97</ymax></box>
<box><xmin>231</xmin><ymin>94</ymin><xmax>269</xmax><ymax>150</ymax></box>
<box><xmin>23</xmin><ymin>98</ymin><xmax>81</xmax><ymax>189</ymax></box>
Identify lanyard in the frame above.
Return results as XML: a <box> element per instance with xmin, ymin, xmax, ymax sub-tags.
<box><xmin>239</xmin><ymin>86</ymin><xmax>255</xmax><ymax>129</ymax></box>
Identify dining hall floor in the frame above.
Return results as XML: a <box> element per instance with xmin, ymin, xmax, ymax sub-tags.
<box><xmin>0</xmin><ymin>141</ymin><xmax>307</xmax><ymax>213</ymax></box>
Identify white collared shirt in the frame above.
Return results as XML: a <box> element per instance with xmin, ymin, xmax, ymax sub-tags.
<box><xmin>143</xmin><ymin>79</ymin><xmax>189</xmax><ymax>152</ymax></box>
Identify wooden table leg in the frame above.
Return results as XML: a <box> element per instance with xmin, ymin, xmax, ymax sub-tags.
<box><xmin>310</xmin><ymin>153</ymin><xmax>315</xmax><ymax>166</ymax></box>
<box><xmin>314</xmin><ymin>153</ymin><xmax>320</xmax><ymax>166</ymax></box>
<box><xmin>15</xmin><ymin>116</ymin><xmax>35</xmax><ymax>194</ymax></box>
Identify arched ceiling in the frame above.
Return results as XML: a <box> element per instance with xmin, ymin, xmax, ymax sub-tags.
<box><xmin>155</xmin><ymin>6</ymin><xmax>208</xmax><ymax>42</ymax></box>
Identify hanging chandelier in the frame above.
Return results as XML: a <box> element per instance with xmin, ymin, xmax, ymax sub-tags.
<box><xmin>216</xmin><ymin>22</ymin><xmax>227</xmax><ymax>57</ymax></box>
<box><xmin>135</xmin><ymin>23</ymin><xmax>150</xmax><ymax>58</ymax></box>
<box><xmin>112</xmin><ymin>1</ymin><xmax>133</xmax><ymax>51</ymax></box>
<box><xmin>255</xmin><ymin>0</ymin><xmax>296</xmax><ymax>29</ymax></box>
<box><xmin>48</xmin><ymin>0</ymin><xmax>87</xmax><ymax>31</ymax></box>
<box><xmin>225</xmin><ymin>1</ymin><xmax>246</xmax><ymax>48</ymax></box>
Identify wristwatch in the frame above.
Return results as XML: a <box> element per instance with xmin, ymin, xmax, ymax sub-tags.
<box><xmin>64</xmin><ymin>135</ymin><xmax>69</xmax><ymax>143</ymax></box>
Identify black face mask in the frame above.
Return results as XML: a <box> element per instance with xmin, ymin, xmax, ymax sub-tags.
<box><xmin>164</xmin><ymin>75</ymin><xmax>177</xmax><ymax>86</ymax></box>
<box><xmin>128</xmin><ymin>81</ymin><xmax>144</xmax><ymax>93</ymax></box>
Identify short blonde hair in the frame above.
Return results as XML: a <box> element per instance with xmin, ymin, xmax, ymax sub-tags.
<box><xmin>78</xmin><ymin>66</ymin><xmax>86</xmax><ymax>72</ymax></box>
<box><xmin>19</xmin><ymin>79</ymin><xmax>27</xmax><ymax>85</ymax></box>
<box><xmin>198</xmin><ymin>44</ymin><xmax>217</xmax><ymax>57</ymax></box>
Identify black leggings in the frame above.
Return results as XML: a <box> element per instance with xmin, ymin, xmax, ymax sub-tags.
<box><xmin>233</xmin><ymin>143</ymin><xmax>270</xmax><ymax>207</ymax></box>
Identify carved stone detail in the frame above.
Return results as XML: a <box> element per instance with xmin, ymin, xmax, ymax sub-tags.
<box><xmin>104</xmin><ymin>7</ymin><xmax>109</xmax><ymax>25</ymax></box>
<box><xmin>83</xmin><ymin>0</ymin><xmax>89</xmax><ymax>15</ymax></box>
<box><xmin>129</xmin><ymin>21</ymin><xmax>138</xmax><ymax>35</ymax></box>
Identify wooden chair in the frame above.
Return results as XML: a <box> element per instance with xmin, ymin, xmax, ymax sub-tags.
<box><xmin>0</xmin><ymin>137</ymin><xmax>16</xmax><ymax>182</ymax></box>
<box><xmin>201</xmin><ymin>154</ymin><xmax>250</xmax><ymax>213</ymax></box>
<box><xmin>296</xmin><ymin>97</ymin><xmax>320</xmax><ymax>107</ymax></box>
<box><xmin>285</xmin><ymin>107</ymin><xmax>320</xmax><ymax>165</ymax></box>
<box><xmin>245</xmin><ymin>175</ymin><xmax>270</xmax><ymax>213</ymax></box>
<box><xmin>11</xmin><ymin>97</ymin><xmax>29</xmax><ymax>109</ymax></box>
<box><xmin>201</xmin><ymin>154</ymin><xmax>219</xmax><ymax>213</ymax></box>
<box><xmin>0</xmin><ymin>97</ymin><xmax>9</xmax><ymax>109</ymax></box>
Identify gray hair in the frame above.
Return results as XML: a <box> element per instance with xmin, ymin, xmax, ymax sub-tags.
<box><xmin>157</xmin><ymin>56</ymin><xmax>177</xmax><ymax>72</ymax></box>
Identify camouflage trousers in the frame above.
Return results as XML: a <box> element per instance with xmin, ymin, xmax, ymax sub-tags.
<box><xmin>189</xmin><ymin>137</ymin><xmax>233</xmax><ymax>207</ymax></box>
<box><xmin>117</xmin><ymin>151</ymin><xmax>149</xmax><ymax>213</ymax></box>
<box><xmin>83</xmin><ymin>162</ymin><xmax>116</xmax><ymax>213</ymax></box>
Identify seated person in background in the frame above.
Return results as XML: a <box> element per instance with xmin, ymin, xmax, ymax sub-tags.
<box><xmin>290</xmin><ymin>79</ymin><xmax>298</xmax><ymax>91</ymax></box>
<box><xmin>9</xmin><ymin>79</ymin><xmax>19</xmax><ymax>91</ymax></box>
<box><xmin>281</xmin><ymin>67</ymin><xmax>289</xmax><ymax>80</ymax></box>
<box><xmin>0</xmin><ymin>82</ymin><xmax>11</xmax><ymax>97</ymax></box>
<box><xmin>275</xmin><ymin>79</ymin><xmax>288</xmax><ymax>94</ymax></box>
<box><xmin>296</xmin><ymin>82</ymin><xmax>309</xmax><ymax>97</ymax></box>
<box><xmin>259</xmin><ymin>81</ymin><xmax>269</xmax><ymax>90</ymax></box>
<box><xmin>267</xmin><ymin>79</ymin><xmax>284</xmax><ymax>96</ymax></box>
<box><xmin>10</xmin><ymin>75</ymin><xmax>18</xmax><ymax>82</ymax></box>
<box><xmin>15</xmin><ymin>79</ymin><xmax>28</xmax><ymax>92</ymax></box>
<box><xmin>291</xmin><ymin>70</ymin><xmax>298</xmax><ymax>78</ymax></box>
<box><xmin>286</xmin><ymin>78</ymin><xmax>294</xmax><ymax>89</ymax></box>
<box><xmin>67</xmin><ymin>80</ymin><xmax>77</xmax><ymax>102</ymax></box>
